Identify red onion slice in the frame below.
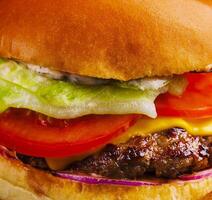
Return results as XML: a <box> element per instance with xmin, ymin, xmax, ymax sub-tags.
<box><xmin>179</xmin><ymin>168</ymin><xmax>212</xmax><ymax>181</ymax></box>
<box><xmin>55</xmin><ymin>168</ymin><xmax>212</xmax><ymax>186</ymax></box>
<box><xmin>0</xmin><ymin>145</ymin><xmax>17</xmax><ymax>159</ymax></box>
<box><xmin>55</xmin><ymin>172</ymin><xmax>161</xmax><ymax>186</ymax></box>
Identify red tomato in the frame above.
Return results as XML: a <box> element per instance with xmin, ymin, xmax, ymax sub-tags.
<box><xmin>156</xmin><ymin>73</ymin><xmax>212</xmax><ymax>118</ymax></box>
<box><xmin>0</xmin><ymin>109</ymin><xmax>139</xmax><ymax>158</ymax></box>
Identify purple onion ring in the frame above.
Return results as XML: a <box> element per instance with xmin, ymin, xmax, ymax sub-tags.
<box><xmin>54</xmin><ymin>172</ymin><xmax>161</xmax><ymax>186</ymax></box>
<box><xmin>0</xmin><ymin>145</ymin><xmax>17</xmax><ymax>159</ymax></box>
<box><xmin>55</xmin><ymin>168</ymin><xmax>212</xmax><ymax>186</ymax></box>
<box><xmin>179</xmin><ymin>168</ymin><xmax>212</xmax><ymax>181</ymax></box>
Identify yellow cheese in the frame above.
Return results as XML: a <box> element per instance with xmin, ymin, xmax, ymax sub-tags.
<box><xmin>113</xmin><ymin>117</ymin><xmax>212</xmax><ymax>143</ymax></box>
<box><xmin>46</xmin><ymin>148</ymin><xmax>101</xmax><ymax>170</ymax></box>
<box><xmin>46</xmin><ymin>157</ymin><xmax>75</xmax><ymax>171</ymax></box>
<box><xmin>46</xmin><ymin>117</ymin><xmax>212</xmax><ymax>170</ymax></box>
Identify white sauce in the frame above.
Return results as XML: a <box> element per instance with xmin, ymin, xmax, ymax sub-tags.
<box><xmin>27</xmin><ymin>64</ymin><xmax>110</xmax><ymax>85</ymax></box>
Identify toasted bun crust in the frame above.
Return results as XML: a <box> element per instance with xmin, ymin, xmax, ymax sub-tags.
<box><xmin>0</xmin><ymin>155</ymin><xmax>211</xmax><ymax>200</ymax></box>
<box><xmin>0</xmin><ymin>0</ymin><xmax>211</xmax><ymax>80</ymax></box>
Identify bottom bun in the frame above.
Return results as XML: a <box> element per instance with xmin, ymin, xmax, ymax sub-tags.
<box><xmin>0</xmin><ymin>155</ymin><xmax>211</xmax><ymax>200</ymax></box>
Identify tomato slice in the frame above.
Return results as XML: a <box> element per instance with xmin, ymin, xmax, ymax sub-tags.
<box><xmin>156</xmin><ymin>73</ymin><xmax>212</xmax><ymax>118</ymax></box>
<box><xmin>0</xmin><ymin>109</ymin><xmax>139</xmax><ymax>158</ymax></box>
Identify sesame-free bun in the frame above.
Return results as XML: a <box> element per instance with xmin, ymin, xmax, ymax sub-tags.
<box><xmin>0</xmin><ymin>155</ymin><xmax>211</xmax><ymax>200</ymax></box>
<box><xmin>0</xmin><ymin>0</ymin><xmax>211</xmax><ymax>80</ymax></box>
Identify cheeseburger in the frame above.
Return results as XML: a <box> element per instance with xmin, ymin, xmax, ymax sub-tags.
<box><xmin>0</xmin><ymin>0</ymin><xmax>211</xmax><ymax>200</ymax></box>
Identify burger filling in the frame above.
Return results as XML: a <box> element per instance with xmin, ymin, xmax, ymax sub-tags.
<box><xmin>18</xmin><ymin>128</ymin><xmax>211</xmax><ymax>179</ymax></box>
<box><xmin>0</xmin><ymin>58</ymin><xmax>211</xmax><ymax>181</ymax></box>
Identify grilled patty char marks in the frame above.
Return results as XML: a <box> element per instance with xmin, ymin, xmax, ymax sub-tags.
<box><xmin>17</xmin><ymin>154</ymin><xmax>49</xmax><ymax>170</ymax></box>
<box><xmin>69</xmin><ymin>128</ymin><xmax>211</xmax><ymax>179</ymax></box>
<box><xmin>18</xmin><ymin>128</ymin><xmax>211</xmax><ymax>179</ymax></box>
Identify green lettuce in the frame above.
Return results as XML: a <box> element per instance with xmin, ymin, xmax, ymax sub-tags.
<box><xmin>0</xmin><ymin>59</ymin><xmax>166</xmax><ymax>119</ymax></box>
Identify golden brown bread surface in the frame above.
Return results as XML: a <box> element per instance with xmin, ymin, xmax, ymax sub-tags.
<box><xmin>201</xmin><ymin>193</ymin><xmax>212</xmax><ymax>200</ymax></box>
<box><xmin>0</xmin><ymin>0</ymin><xmax>211</xmax><ymax>80</ymax></box>
<box><xmin>0</xmin><ymin>155</ymin><xmax>211</xmax><ymax>200</ymax></box>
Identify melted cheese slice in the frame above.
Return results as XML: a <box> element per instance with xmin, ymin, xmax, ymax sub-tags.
<box><xmin>46</xmin><ymin>117</ymin><xmax>212</xmax><ymax>170</ymax></box>
<box><xmin>113</xmin><ymin>117</ymin><xmax>212</xmax><ymax>143</ymax></box>
<box><xmin>46</xmin><ymin>156</ymin><xmax>85</xmax><ymax>171</ymax></box>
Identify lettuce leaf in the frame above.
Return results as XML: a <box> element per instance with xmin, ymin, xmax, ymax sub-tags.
<box><xmin>0</xmin><ymin>59</ymin><xmax>166</xmax><ymax>118</ymax></box>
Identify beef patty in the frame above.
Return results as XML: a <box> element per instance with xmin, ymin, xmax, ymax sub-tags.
<box><xmin>18</xmin><ymin>128</ymin><xmax>212</xmax><ymax>179</ymax></box>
